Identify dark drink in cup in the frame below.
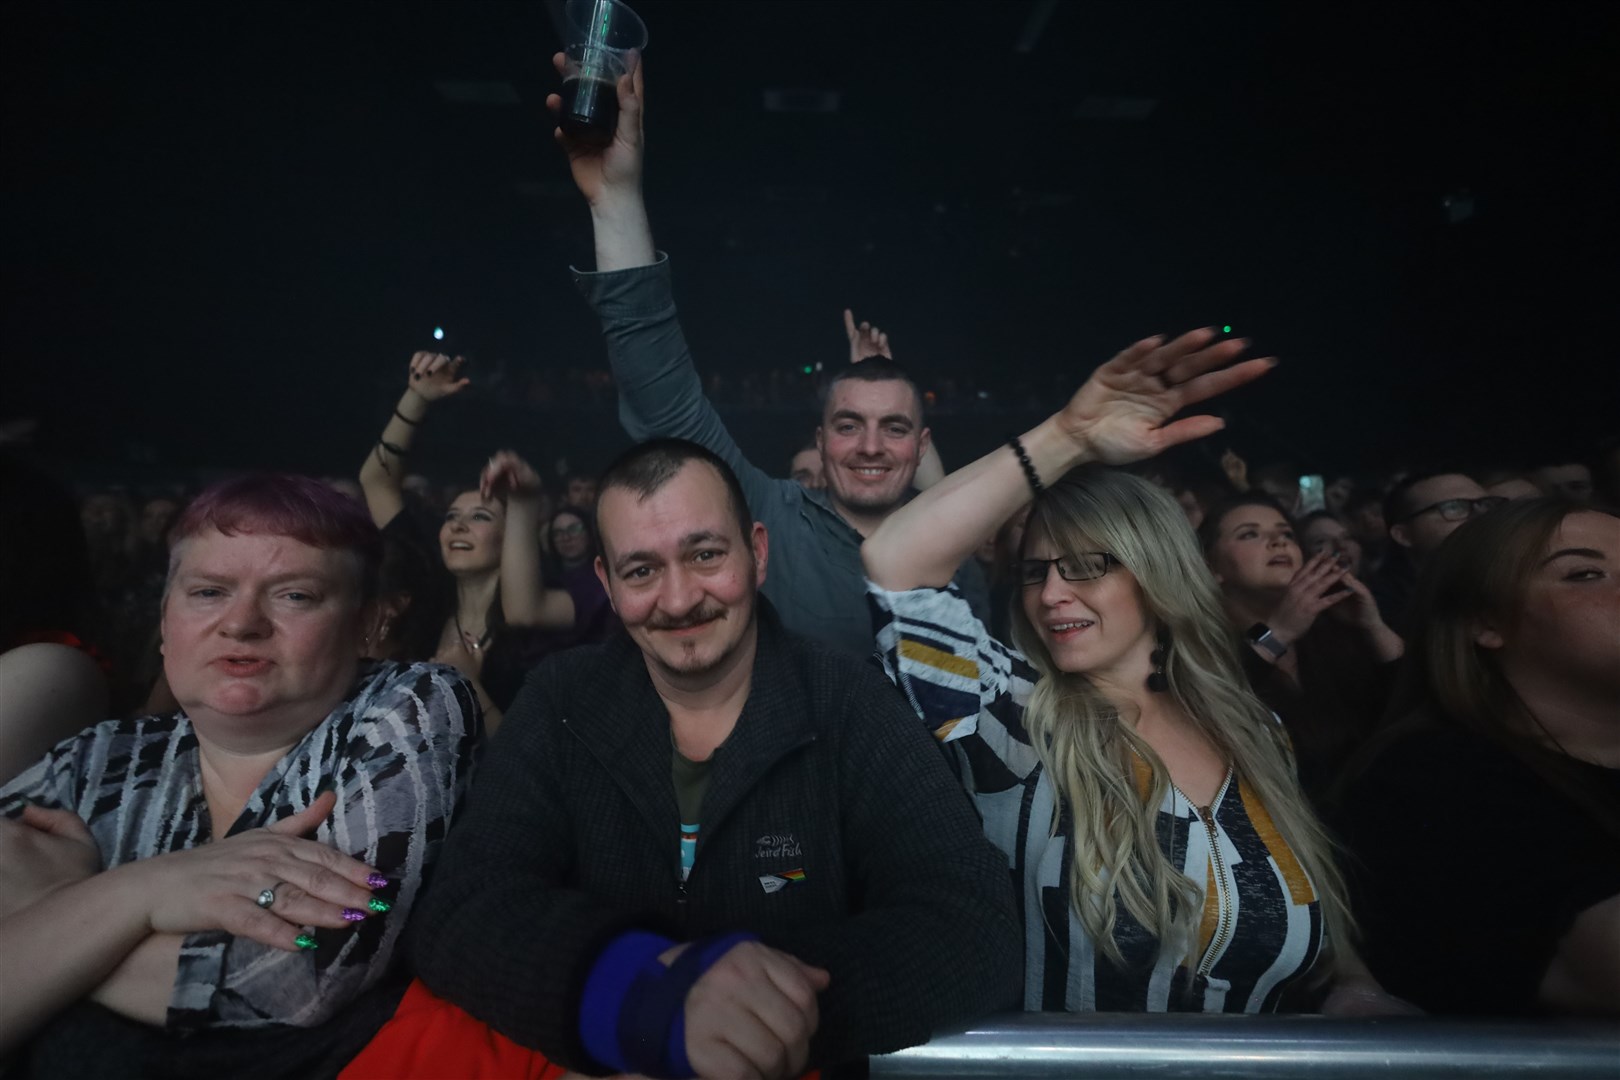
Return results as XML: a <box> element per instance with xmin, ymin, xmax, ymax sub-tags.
<box><xmin>560</xmin><ymin>76</ymin><xmax>619</xmax><ymax>146</ymax></box>
<box><xmin>560</xmin><ymin>0</ymin><xmax>644</xmax><ymax>145</ymax></box>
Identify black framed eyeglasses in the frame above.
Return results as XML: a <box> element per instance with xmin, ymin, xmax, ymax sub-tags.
<box><xmin>1017</xmin><ymin>552</ymin><xmax>1116</xmax><ymax>587</ymax></box>
<box><xmin>1399</xmin><ymin>496</ymin><xmax>1507</xmax><ymax>524</ymax></box>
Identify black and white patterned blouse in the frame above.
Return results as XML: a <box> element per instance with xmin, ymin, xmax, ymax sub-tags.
<box><xmin>0</xmin><ymin>660</ymin><xmax>479</xmax><ymax>1031</ymax></box>
<box><xmin>870</xmin><ymin>582</ymin><xmax>1324</xmax><ymax>1013</ymax></box>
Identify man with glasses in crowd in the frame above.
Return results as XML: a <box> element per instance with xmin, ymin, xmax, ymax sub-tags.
<box><xmin>1370</xmin><ymin>470</ymin><xmax>1506</xmax><ymax>630</ymax></box>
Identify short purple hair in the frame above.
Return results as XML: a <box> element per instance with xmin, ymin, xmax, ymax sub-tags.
<box><xmin>169</xmin><ymin>474</ymin><xmax>383</xmax><ymax>601</ymax></box>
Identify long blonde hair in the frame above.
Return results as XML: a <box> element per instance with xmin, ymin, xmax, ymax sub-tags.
<box><xmin>1007</xmin><ymin>465</ymin><xmax>1352</xmax><ymax>969</ymax></box>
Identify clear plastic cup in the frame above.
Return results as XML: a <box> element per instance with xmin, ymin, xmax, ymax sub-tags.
<box><xmin>559</xmin><ymin>0</ymin><xmax>648</xmax><ymax>146</ymax></box>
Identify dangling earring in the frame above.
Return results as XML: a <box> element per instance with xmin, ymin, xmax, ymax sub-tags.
<box><xmin>1147</xmin><ymin>627</ymin><xmax>1170</xmax><ymax>693</ymax></box>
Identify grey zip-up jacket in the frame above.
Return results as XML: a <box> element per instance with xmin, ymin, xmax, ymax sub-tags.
<box><xmin>411</xmin><ymin>602</ymin><xmax>1022</xmax><ymax>1073</ymax></box>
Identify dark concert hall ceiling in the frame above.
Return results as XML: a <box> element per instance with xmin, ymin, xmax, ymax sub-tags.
<box><xmin>4</xmin><ymin>1</ymin><xmax>1617</xmax><ymax>472</ymax></box>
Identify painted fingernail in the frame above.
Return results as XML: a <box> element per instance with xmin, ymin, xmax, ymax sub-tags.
<box><xmin>295</xmin><ymin>934</ymin><xmax>319</xmax><ymax>950</ymax></box>
<box><xmin>367</xmin><ymin>873</ymin><xmax>389</xmax><ymax>889</ymax></box>
<box><xmin>342</xmin><ymin>908</ymin><xmax>368</xmax><ymax>922</ymax></box>
<box><xmin>367</xmin><ymin>897</ymin><xmax>392</xmax><ymax>914</ymax></box>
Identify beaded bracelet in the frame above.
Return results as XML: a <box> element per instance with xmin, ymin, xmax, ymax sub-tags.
<box><xmin>1008</xmin><ymin>436</ymin><xmax>1043</xmax><ymax>496</ymax></box>
<box><xmin>378</xmin><ymin>439</ymin><xmax>408</xmax><ymax>457</ymax></box>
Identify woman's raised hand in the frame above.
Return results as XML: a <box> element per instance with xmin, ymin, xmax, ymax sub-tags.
<box><xmin>407</xmin><ymin>351</ymin><xmax>471</xmax><ymax>402</ymax></box>
<box><xmin>127</xmin><ymin>791</ymin><xmax>388</xmax><ymax>952</ymax></box>
<box><xmin>1058</xmin><ymin>329</ymin><xmax>1275</xmax><ymax>467</ymax></box>
<box><xmin>480</xmin><ymin>450</ymin><xmax>542</xmax><ymax>503</ymax></box>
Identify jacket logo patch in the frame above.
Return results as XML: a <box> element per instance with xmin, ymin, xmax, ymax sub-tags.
<box><xmin>755</xmin><ymin>833</ymin><xmax>802</xmax><ymax>859</ymax></box>
<box><xmin>759</xmin><ymin>869</ymin><xmax>806</xmax><ymax>894</ymax></box>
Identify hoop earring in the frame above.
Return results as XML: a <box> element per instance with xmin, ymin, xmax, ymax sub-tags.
<box><xmin>1147</xmin><ymin>627</ymin><xmax>1170</xmax><ymax>693</ymax></box>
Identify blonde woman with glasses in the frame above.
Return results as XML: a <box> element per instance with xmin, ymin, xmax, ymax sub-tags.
<box><xmin>863</xmin><ymin>329</ymin><xmax>1409</xmax><ymax>1015</ymax></box>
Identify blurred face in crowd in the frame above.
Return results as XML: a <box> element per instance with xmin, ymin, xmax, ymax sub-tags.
<box><xmin>567</xmin><ymin>476</ymin><xmax>599</xmax><ymax>509</ymax></box>
<box><xmin>1254</xmin><ymin>476</ymin><xmax>1300</xmax><ymax>516</ymax></box>
<box><xmin>1477</xmin><ymin>511</ymin><xmax>1620</xmax><ymax>700</ymax></box>
<box><xmin>595</xmin><ymin>461</ymin><xmax>768</xmax><ymax>686</ymax></box>
<box><xmin>139</xmin><ymin>497</ymin><xmax>182</xmax><ymax>547</ymax></box>
<box><xmin>1300</xmin><ymin>515</ymin><xmax>1364</xmax><ymax>577</ymax></box>
<box><xmin>1391</xmin><ymin>474</ymin><xmax>1492</xmax><ymax>559</ymax></box>
<box><xmin>1485</xmin><ymin>476</ymin><xmax>1544</xmax><ymax>501</ymax></box>
<box><xmin>1020</xmin><ymin>528</ymin><xmax>1154</xmax><ymax>687</ymax></box>
<box><xmin>1534</xmin><ymin>463</ymin><xmax>1594</xmax><ymax>501</ymax></box>
<box><xmin>1347</xmin><ymin>500</ymin><xmax>1386</xmax><ymax>546</ymax></box>
<box><xmin>1175</xmin><ymin>489</ymin><xmax>1205</xmax><ymax>531</ymax></box>
<box><xmin>1325</xmin><ymin>477</ymin><xmax>1354</xmax><ymax>515</ymax></box>
<box><xmin>789</xmin><ymin>448</ymin><xmax>824</xmax><ymax>490</ymax></box>
<box><xmin>402</xmin><ymin>474</ymin><xmax>434</xmax><ymax>501</ymax></box>
<box><xmin>162</xmin><ymin>529</ymin><xmax>365</xmax><ymax>745</ymax></box>
<box><xmin>440</xmin><ymin>491</ymin><xmax>506</xmax><ymax>575</ymax></box>
<box><xmin>81</xmin><ymin>493</ymin><xmax>127</xmax><ymax>540</ymax></box>
<box><xmin>551</xmin><ymin>510</ymin><xmax>591</xmax><ymax>566</ymax></box>
<box><xmin>1206</xmin><ymin>504</ymin><xmax>1302</xmax><ymax>593</ymax></box>
<box><xmin>816</xmin><ymin>377</ymin><xmax>929</xmax><ymax>522</ymax></box>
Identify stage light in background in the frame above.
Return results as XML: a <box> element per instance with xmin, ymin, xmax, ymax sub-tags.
<box><xmin>433</xmin><ymin>327</ymin><xmax>445</xmax><ymax>340</ymax></box>
<box><xmin>1223</xmin><ymin>325</ymin><xmax>1233</xmax><ymax>333</ymax></box>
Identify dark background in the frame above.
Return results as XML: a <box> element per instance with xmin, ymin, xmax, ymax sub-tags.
<box><xmin>5</xmin><ymin>0</ymin><xmax>1617</xmax><ymax>488</ymax></box>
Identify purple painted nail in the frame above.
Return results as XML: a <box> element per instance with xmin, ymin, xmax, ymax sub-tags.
<box><xmin>366</xmin><ymin>873</ymin><xmax>389</xmax><ymax>889</ymax></box>
<box><xmin>341</xmin><ymin>908</ymin><xmax>368</xmax><ymax>922</ymax></box>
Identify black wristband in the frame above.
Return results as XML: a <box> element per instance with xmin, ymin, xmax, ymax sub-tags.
<box><xmin>378</xmin><ymin>439</ymin><xmax>407</xmax><ymax>457</ymax></box>
<box><xmin>393</xmin><ymin>408</ymin><xmax>421</xmax><ymax>426</ymax></box>
<box><xmin>1008</xmin><ymin>436</ymin><xmax>1043</xmax><ymax>496</ymax></box>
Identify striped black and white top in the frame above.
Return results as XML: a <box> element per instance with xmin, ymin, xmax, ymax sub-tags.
<box><xmin>870</xmin><ymin>583</ymin><xmax>1323</xmax><ymax>1013</ymax></box>
<box><xmin>0</xmin><ymin>660</ymin><xmax>479</xmax><ymax>1031</ymax></box>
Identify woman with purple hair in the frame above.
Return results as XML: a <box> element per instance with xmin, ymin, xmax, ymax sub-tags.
<box><xmin>0</xmin><ymin>474</ymin><xmax>480</xmax><ymax>1076</ymax></box>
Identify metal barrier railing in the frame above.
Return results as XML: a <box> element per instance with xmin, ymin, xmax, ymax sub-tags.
<box><xmin>869</xmin><ymin>1013</ymin><xmax>1620</xmax><ymax>1079</ymax></box>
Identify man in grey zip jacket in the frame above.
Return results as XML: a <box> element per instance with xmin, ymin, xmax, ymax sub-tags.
<box><xmin>567</xmin><ymin>59</ymin><xmax>988</xmax><ymax>656</ymax></box>
<box><xmin>412</xmin><ymin>438</ymin><xmax>1021</xmax><ymax>1078</ymax></box>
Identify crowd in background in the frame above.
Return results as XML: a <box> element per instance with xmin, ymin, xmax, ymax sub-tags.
<box><xmin>1</xmin><ymin>47</ymin><xmax>1617</xmax><ymax>1080</ymax></box>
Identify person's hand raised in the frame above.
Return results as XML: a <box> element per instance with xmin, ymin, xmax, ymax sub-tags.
<box><xmin>1267</xmin><ymin>552</ymin><xmax>1353</xmax><ymax>646</ymax></box>
<box><xmin>844</xmin><ymin>308</ymin><xmax>892</xmax><ymax>365</ymax></box>
<box><xmin>547</xmin><ymin>52</ymin><xmax>645</xmax><ymax>206</ymax></box>
<box><xmin>407</xmin><ymin>352</ymin><xmax>471</xmax><ymax>402</ymax></box>
<box><xmin>480</xmin><ymin>451</ymin><xmax>542</xmax><ymax>503</ymax></box>
<box><xmin>125</xmin><ymin>791</ymin><xmax>387</xmax><ymax>951</ymax></box>
<box><xmin>1057</xmin><ymin>329</ymin><xmax>1274</xmax><ymax>467</ymax></box>
<box><xmin>1325</xmin><ymin>567</ymin><xmax>1388</xmax><ymax>633</ymax></box>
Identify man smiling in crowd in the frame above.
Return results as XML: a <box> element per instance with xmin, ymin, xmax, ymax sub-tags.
<box><xmin>559</xmin><ymin>62</ymin><xmax>985</xmax><ymax>652</ymax></box>
<box><xmin>411</xmin><ymin>438</ymin><xmax>1020</xmax><ymax>1078</ymax></box>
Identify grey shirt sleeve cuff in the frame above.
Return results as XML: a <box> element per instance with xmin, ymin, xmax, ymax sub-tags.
<box><xmin>570</xmin><ymin>252</ymin><xmax>673</xmax><ymax>318</ymax></box>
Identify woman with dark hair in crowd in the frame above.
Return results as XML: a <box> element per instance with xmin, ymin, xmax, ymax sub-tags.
<box><xmin>865</xmin><ymin>329</ymin><xmax>1407</xmax><ymax>1015</ymax></box>
<box><xmin>1296</xmin><ymin>510</ymin><xmax>1368</xmax><ymax>579</ymax></box>
<box><xmin>537</xmin><ymin>505</ymin><xmax>615</xmax><ymax>646</ymax></box>
<box><xmin>0</xmin><ymin>453</ymin><xmax>110</xmax><ymax>782</ymax></box>
<box><xmin>358</xmin><ymin>352</ymin><xmax>580</xmax><ymax>730</ymax></box>
<box><xmin>0</xmin><ymin>473</ymin><xmax>479</xmax><ymax>1074</ymax></box>
<box><xmin>1200</xmin><ymin>495</ymin><xmax>1404</xmax><ymax>801</ymax></box>
<box><xmin>1336</xmin><ymin>497</ymin><xmax>1620</xmax><ymax>1016</ymax></box>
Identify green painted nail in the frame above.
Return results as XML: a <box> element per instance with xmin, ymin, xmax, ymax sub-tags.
<box><xmin>367</xmin><ymin>897</ymin><xmax>392</xmax><ymax>914</ymax></box>
<box><xmin>295</xmin><ymin>934</ymin><xmax>319</xmax><ymax>950</ymax></box>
